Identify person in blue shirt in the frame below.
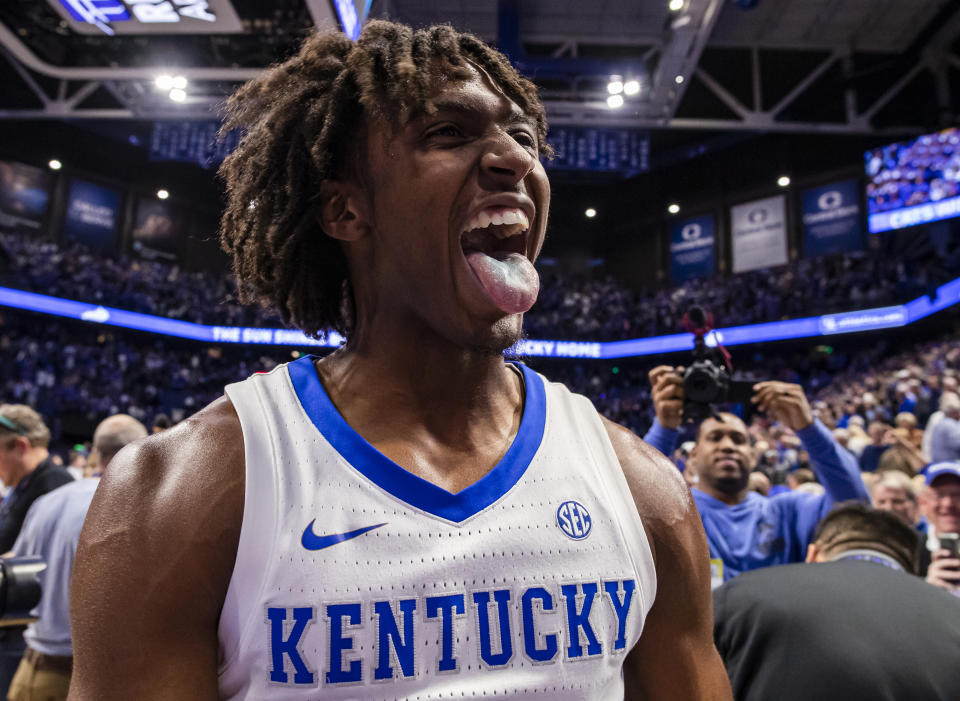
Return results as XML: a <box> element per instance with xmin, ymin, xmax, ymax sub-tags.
<box><xmin>8</xmin><ymin>414</ymin><xmax>147</xmax><ymax>701</ymax></box>
<box><xmin>644</xmin><ymin>366</ymin><xmax>869</xmax><ymax>582</ymax></box>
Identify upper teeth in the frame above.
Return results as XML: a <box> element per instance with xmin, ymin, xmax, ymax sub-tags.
<box><xmin>463</xmin><ymin>209</ymin><xmax>530</xmax><ymax>237</ymax></box>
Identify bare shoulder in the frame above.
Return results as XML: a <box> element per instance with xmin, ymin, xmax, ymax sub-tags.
<box><xmin>600</xmin><ymin>416</ymin><xmax>695</xmax><ymax>539</ymax></box>
<box><xmin>95</xmin><ymin>395</ymin><xmax>244</xmax><ymax>508</ymax></box>
<box><xmin>71</xmin><ymin>396</ymin><xmax>245</xmax><ymax>699</ymax></box>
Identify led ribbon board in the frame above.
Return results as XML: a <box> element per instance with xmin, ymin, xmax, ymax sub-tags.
<box><xmin>49</xmin><ymin>0</ymin><xmax>242</xmax><ymax>36</ymax></box>
<box><xmin>1</xmin><ymin>277</ymin><xmax>959</xmax><ymax>359</ymax></box>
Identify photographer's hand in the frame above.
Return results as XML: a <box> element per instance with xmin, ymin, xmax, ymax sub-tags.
<box><xmin>752</xmin><ymin>381</ymin><xmax>814</xmax><ymax>431</ymax></box>
<box><xmin>649</xmin><ymin>365</ymin><xmax>684</xmax><ymax>430</ymax></box>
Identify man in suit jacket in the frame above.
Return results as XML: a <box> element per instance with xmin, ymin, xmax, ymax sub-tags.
<box><xmin>713</xmin><ymin>503</ymin><xmax>960</xmax><ymax>701</ymax></box>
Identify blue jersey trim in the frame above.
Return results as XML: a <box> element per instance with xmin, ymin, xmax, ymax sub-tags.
<box><xmin>287</xmin><ymin>356</ymin><xmax>546</xmax><ymax>523</ymax></box>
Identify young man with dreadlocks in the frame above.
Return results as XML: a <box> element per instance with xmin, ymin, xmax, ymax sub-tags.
<box><xmin>70</xmin><ymin>21</ymin><xmax>730</xmax><ymax>700</ymax></box>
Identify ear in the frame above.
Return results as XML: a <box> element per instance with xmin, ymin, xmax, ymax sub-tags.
<box><xmin>805</xmin><ymin>543</ymin><xmax>821</xmax><ymax>563</ymax></box>
<box><xmin>12</xmin><ymin>436</ymin><xmax>30</xmax><ymax>456</ymax></box>
<box><xmin>318</xmin><ymin>179</ymin><xmax>370</xmax><ymax>242</ymax></box>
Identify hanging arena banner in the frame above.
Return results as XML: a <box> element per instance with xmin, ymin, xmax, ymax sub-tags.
<box><xmin>730</xmin><ymin>194</ymin><xmax>788</xmax><ymax>273</ymax></box>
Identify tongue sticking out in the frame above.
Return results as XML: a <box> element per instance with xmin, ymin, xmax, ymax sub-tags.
<box><xmin>465</xmin><ymin>250</ymin><xmax>540</xmax><ymax>315</ymax></box>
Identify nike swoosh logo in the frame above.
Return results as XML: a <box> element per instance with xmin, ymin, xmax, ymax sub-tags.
<box><xmin>301</xmin><ymin>520</ymin><xmax>387</xmax><ymax>551</ymax></box>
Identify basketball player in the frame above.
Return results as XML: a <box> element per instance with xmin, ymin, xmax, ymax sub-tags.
<box><xmin>69</xmin><ymin>22</ymin><xmax>731</xmax><ymax>700</ymax></box>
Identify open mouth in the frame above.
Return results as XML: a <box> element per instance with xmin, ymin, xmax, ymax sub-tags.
<box><xmin>458</xmin><ymin>207</ymin><xmax>539</xmax><ymax>315</ymax></box>
<box><xmin>460</xmin><ymin>208</ymin><xmax>530</xmax><ymax>259</ymax></box>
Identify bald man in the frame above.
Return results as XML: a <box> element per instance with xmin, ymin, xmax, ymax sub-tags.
<box><xmin>7</xmin><ymin>415</ymin><xmax>147</xmax><ymax>701</ymax></box>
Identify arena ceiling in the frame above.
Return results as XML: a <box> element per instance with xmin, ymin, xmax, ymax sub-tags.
<box><xmin>0</xmin><ymin>0</ymin><xmax>958</xmax><ymax>134</ymax></box>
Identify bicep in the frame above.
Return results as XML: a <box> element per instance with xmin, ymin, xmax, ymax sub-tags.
<box><xmin>623</xmin><ymin>514</ymin><xmax>731</xmax><ymax>700</ymax></box>
<box><xmin>601</xmin><ymin>418</ymin><xmax>731</xmax><ymax>700</ymax></box>
<box><xmin>70</xmin><ymin>410</ymin><xmax>243</xmax><ymax>700</ymax></box>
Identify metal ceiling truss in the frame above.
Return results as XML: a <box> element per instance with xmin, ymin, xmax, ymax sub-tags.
<box><xmin>0</xmin><ymin>7</ymin><xmax>956</xmax><ymax>134</ymax></box>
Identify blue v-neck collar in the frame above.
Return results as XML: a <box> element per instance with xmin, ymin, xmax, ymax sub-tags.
<box><xmin>287</xmin><ymin>355</ymin><xmax>546</xmax><ymax>523</ymax></box>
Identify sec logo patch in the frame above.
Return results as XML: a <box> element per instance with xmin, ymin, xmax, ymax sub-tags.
<box><xmin>557</xmin><ymin>500</ymin><xmax>592</xmax><ymax>540</ymax></box>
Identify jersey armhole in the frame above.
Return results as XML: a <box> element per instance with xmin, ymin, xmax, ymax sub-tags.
<box><xmin>567</xmin><ymin>390</ymin><xmax>658</xmax><ymax>620</ymax></box>
<box><xmin>217</xmin><ymin>377</ymin><xmax>281</xmax><ymax>679</ymax></box>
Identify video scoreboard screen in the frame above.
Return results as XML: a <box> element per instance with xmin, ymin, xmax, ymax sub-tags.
<box><xmin>866</xmin><ymin>127</ymin><xmax>960</xmax><ymax>233</ymax></box>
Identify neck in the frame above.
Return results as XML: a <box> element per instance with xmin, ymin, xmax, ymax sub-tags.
<box><xmin>317</xmin><ymin>339</ymin><xmax>522</xmax><ymax>448</ymax></box>
<box><xmin>698</xmin><ymin>483</ymin><xmax>749</xmax><ymax>506</ymax></box>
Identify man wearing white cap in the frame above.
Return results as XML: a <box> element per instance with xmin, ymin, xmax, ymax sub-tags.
<box><xmin>920</xmin><ymin>462</ymin><xmax>960</xmax><ymax>595</ymax></box>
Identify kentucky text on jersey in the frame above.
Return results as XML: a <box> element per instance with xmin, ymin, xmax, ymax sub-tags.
<box><xmin>267</xmin><ymin>578</ymin><xmax>636</xmax><ymax>687</ymax></box>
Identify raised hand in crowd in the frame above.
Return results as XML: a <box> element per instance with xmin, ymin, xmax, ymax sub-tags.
<box><xmin>751</xmin><ymin>381</ymin><xmax>814</xmax><ymax>431</ymax></box>
<box><xmin>648</xmin><ymin>365</ymin><xmax>684</xmax><ymax>430</ymax></box>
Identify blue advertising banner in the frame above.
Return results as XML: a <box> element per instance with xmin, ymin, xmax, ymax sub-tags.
<box><xmin>801</xmin><ymin>179</ymin><xmax>864</xmax><ymax>257</ymax></box>
<box><xmin>4</xmin><ymin>273</ymin><xmax>959</xmax><ymax>358</ymax></box>
<box><xmin>544</xmin><ymin>128</ymin><xmax>649</xmax><ymax>174</ymax></box>
<box><xmin>669</xmin><ymin>214</ymin><xmax>715</xmax><ymax>282</ymax></box>
<box><xmin>62</xmin><ymin>179</ymin><xmax>121</xmax><ymax>253</ymax></box>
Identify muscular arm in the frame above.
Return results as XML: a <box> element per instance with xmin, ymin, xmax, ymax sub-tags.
<box><xmin>603</xmin><ymin>418</ymin><xmax>732</xmax><ymax>701</ymax></box>
<box><xmin>69</xmin><ymin>398</ymin><xmax>244</xmax><ymax>700</ymax></box>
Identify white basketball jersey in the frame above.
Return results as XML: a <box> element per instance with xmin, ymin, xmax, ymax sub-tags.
<box><xmin>217</xmin><ymin>356</ymin><xmax>656</xmax><ymax>700</ymax></box>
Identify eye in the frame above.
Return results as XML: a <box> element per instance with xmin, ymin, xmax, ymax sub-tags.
<box><xmin>512</xmin><ymin>131</ymin><xmax>537</xmax><ymax>149</ymax></box>
<box><xmin>426</xmin><ymin>124</ymin><xmax>464</xmax><ymax>139</ymax></box>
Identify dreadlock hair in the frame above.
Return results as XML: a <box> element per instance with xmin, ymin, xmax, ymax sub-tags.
<box><xmin>218</xmin><ymin>20</ymin><xmax>551</xmax><ymax>339</ymax></box>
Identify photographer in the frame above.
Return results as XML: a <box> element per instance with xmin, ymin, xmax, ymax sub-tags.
<box><xmin>643</xmin><ymin>366</ymin><xmax>868</xmax><ymax>582</ymax></box>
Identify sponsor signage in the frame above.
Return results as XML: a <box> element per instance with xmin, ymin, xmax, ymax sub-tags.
<box><xmin>131</xmin><ymin>196</ymin><xmax>186</xmax><ymax>262</ymax></box>
<box><xmin>545</xmin><ymin>128</ymin><xmax>649</xmax><ymax>174</ymax></box>
<box><xmin>62</xmin><ymin>179</ymin><xmax>121</xmax><ymax>253</ymax></box>
<box><xmin>49</xmin><ymin>0</ymin><xmax>242</xmax><ymax>36</ymax></box>
<box><xmin>730</xmin><ymin>194</ymin><xmax>788</xmax><ymax>273</ymax></box>
<box><xmin>801</xmin><ymin>179</ymin><xmax>864</xmax><ymax>257</ymax></box>
<box><xmin>669</xmin><ymin>214</ymin><xmax>715</xmax><ymax>282</ymax></box>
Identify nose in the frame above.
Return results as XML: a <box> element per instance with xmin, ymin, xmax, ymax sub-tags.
<box><xmin>479</xmin><ymin>132</ymin><xmax>536</xmax><ymax>189</ymax></box>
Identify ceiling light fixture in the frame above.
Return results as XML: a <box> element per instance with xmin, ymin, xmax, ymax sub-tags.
<box><xmin>606</xmin><ymin>94</ymin><xmax>624</xmax><ymax>108</ymax></box>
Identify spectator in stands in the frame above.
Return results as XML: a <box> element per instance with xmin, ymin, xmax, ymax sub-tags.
<box><xmin>0</xmin><ymin>405</ymin><xmax>74</xmax><ymax>696</ymax></box>
<box><xmin>0</xmin><ymin>406</ymin><xmax>73</xmax><ymax>551</ymax></box>
<box><xmin>858</xmin><ymin>421</ymin><xmax>890</xmax><ymax>472</ymax></box>
<box><xmin>928</xmin><ymin>391</ymin><xmax>960</xmax><ymax>462</ymax></box>
<box><xmin>786</xmin><ymin>468</ymin><xmax>817</xmax><ymax>490</ymax></box>
<box><xmin>151</xmin><ymin>413</ymin><xmax>171</xmax><ymax>434</ymax></box>
<box><xmin>7</xmin><ymin>414</ymin><xmax>148</xmax><ymax>701</ymax></box>
<box><xmin>831</xmin><ymin>427</ymin><xmax>850</xmax><ymax>451</ymax></box>
<box><xmin>845</xmin><ymin>415</ymin><xmax>870</xmax><ymax>456</ymax></box>
<box><xmin>713</xmin><ymin>503</ymin><xmax>960</xmax><ymax>701</ymax></box>
<box><xmin>645</xmin><ymin>366</ymin><xmax>868</xmax><ymax>581</ymax></box>
<box><xmin>871</xmin><ymin>470</ymin><xmax>921</xmax><ymax>529</ymax></box>
<box><xmin>920</xmin><ymin>462</ymin><xmax>960</xmax><ymax>591</ymax></box>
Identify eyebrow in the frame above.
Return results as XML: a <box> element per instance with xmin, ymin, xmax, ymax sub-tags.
<box><xmin>423</xmin><ymin>97</ymin><xmax>536</xmax><ymax>129</ymax></box>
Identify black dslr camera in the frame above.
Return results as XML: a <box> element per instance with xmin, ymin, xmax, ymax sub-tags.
<box><xmin>682</xmin><ymin>307</ymin><xmax>755</xmax><ymax>424</ymax></box>
<box><xmin>0</xmin><ymin>556</ymin><xmax>44</xmax><ymax>624</ymax></box>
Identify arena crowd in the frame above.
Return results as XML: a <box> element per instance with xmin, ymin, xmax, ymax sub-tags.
<box><xmin>2</xmin><ymin>228</ymin><xmax>955</xmax><ymax>340</ymax></box>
